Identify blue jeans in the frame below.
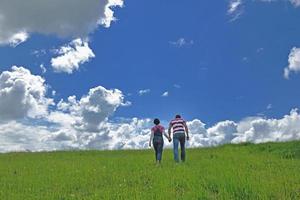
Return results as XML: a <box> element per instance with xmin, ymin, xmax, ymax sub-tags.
<box><xmin>173</xmin><ymin>132</ymin><xmax>186</xmax><ymax>162</ymax></box>
<box><xmin>153</xmin><ymin>136</ymin><xmax>164</xmax><ymax>161</ymax></box>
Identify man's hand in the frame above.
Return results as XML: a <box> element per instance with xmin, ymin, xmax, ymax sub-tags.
<box><xmin>168</xmin><ymin>137</ymin><xmax>172</xmax><ymax>142</ymax></box>
<box><xmin>149</xmin><ymin>142</ymin><xmax>151</xmax><ymax>147</ymax></box>
<box><xmin>186</xmin><ymin>136</ymin><xmax>190</xmax><ymax>141</ymax></box>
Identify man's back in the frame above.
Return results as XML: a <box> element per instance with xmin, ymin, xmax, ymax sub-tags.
<box><xmin>169</xmin><ymin>117</ymin><xmax>186</xmax><ymax>134</ymax></box>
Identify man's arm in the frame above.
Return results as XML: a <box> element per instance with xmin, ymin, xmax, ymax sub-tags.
<box><xmin>168</xmin><ymin>123</ymin><xmax>172</xmax><ymax>139</ymax></box>
<box><xmin>183</xmin><ymin>121</ymin><xmax>189</xmax><ymax>140</ymax></box>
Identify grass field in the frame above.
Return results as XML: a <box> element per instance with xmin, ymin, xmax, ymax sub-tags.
<box><xmin>0</xmin><ymin>141</ymin><xmax>299</xmax><ymax>200</ymax></box>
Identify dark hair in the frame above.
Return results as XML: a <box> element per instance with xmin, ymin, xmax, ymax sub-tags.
<box><xmin>154</xmin><ymin>118</ymin><xmax>160</xmax><ymax>125</ymax></box>
<box><xmin>175</xmin><ymin>114</ymin><xmax>181</xmax><ymax>118</ymax></box>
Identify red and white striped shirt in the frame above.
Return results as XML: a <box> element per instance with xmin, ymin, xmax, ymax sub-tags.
<box><xmin>169</xmin><ymin>118</ymin><xmax>186</xmax><ymax>134</ymax></box>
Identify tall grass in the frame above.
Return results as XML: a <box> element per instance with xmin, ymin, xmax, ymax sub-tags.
<box><xmin>0</xmin><ymin>141</ymin><xmax>299</xmax><ymax>199</ymax></box>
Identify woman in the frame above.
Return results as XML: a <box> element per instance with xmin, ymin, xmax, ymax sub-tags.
<box><xmin>149</xmin><ymin>118</ymin><xmax>170</xmax><ymax>164</ymax></box>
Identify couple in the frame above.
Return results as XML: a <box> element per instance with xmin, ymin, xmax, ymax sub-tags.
<box><xmin>149</xmin><ymin>114</ymin><xmax>190</xmax><ymax>164</ymax></box>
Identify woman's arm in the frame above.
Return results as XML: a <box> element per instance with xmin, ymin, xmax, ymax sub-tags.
<box><xmin>149</xmin><ymin>130</ymin><xmax>154</xmax><ymax>147</ymax></box>
<box><xmin>163</xmin><ymin>130</ymin><xmax>169</xmax><ymax>139</ymax></box>
<box><xmin>163</xmin><ymin>130</ymin><xmax>171</xmax><ymax>142</ymax></box>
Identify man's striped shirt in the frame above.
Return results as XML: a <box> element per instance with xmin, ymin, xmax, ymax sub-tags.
<box><xmin>170</xmin><ymin>118</ymin><xmax>186</xmax><ymax>134</ymax></box>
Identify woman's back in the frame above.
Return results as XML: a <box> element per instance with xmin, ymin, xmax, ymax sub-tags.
<box><xmin>152</xmin><ymin>125</ymin><xmax>165</xmax><ymax>136</ymax></box>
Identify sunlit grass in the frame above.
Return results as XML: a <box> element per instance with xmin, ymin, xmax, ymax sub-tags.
<box><xmin>0</xmin><ymin>141</ymin><xmax>299</xmax><ymax>199</ymax></box>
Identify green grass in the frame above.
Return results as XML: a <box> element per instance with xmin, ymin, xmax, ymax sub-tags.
<box><xmin>0</xmin><ymin>141</ymin><xmax>300</xmax><ymax>200</ymax></box>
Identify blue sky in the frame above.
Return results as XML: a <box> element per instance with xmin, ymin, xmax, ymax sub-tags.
<box><xmin>2</xmin><ymin>0</ymin><xmax>299</xmax><ymax>124</ymax></box>
<box><xmin>0</xmin><ymin>0</ymin><xmax>300</xmax><ymax>151</ymax></box>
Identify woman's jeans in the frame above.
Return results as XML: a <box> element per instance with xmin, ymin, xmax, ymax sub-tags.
<box><xmin>153</xmin><ymin>136</ymin><xmax>164</xmax><ymax>161</ymax></box>
<box><xmin>173</xmin><ymin>132</ymin><xmax>186</xmax><ymax>162</ymax></box>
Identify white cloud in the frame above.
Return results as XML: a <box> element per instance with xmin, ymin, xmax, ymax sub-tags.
<box><xmin>1</xmin><ymin>67</ymin><xmax>300</xmax><ymax>153</ymax></box>
<box><xmin>0</xmin><ymin>110</ymin><xmax>300</xmax><ymax>152</ymax></box>
<box><xmin>57</xmin><ymin>86</ymin><xmax>125</xmax><ymax>132</ymax></box>
<box><xmin>228</xmin><ymin>0</ymin><xmax>242</xmax><ymax>14</ymax></box>
<box><xmin>40</xmin><ymin>64</ymin><xmax>47</xmax><ymax>74</ymax></box>
<box><xmin>101</xmin><ymin>0</ymin><xmax>124</xmax><ymax>27</ymax></box>
<box><xmin>284</xmin><ymin>47</ymin><xmax>300</xmax><ymax>79</ymax></box>
<box><xmin>51</xmin><ymin>90</ymin><xmax>56</xmax><ymax>97</ymax></box>
<box><xmin>169</xmin><ymin>38</ymin><xmax>194</xmax><ymax>47</ymax></box>
<box><xmin>51</xmin><ymin>38</ymin><xmax>95</xmax><ymax>74</ymax></box>
<box><xmin>1</xmin><ymin>106</ymin><xmax>300</xmax><ymax>152</ymax></box>
<box><xmin>6</xmin><ymin>31</ymin><xmax>29</xmax><ymax>47</ymax></box>
<box><xmin>232</xmin><ymin>109</ymin><xmax>300</xmax><ymax>144</ymax></box>
<box><xmin>138</xmin><ymin>89</ymin><xmax>150</xmax><ymax>96</ymax></box>
<box><xmin>162</xmin><ymin>91</ymin><xmax>169</xmax><ymax>97</ymax></box>
<box><xmin>0</xmin><ymin>120</ymin><xmax>81</xmax><ymax>153</ymax></box>
<box><xmin>228</xmin><ymin>0</ymin><xmax>244</xmax><ymax>22</ymax></box>
<box><xmin>0</xmin><ymin>0</ymin><xmax>124</xmax><ymax>46</ymax></box>
<box><xmin>227</xmin><ymin>0</ymin><xmax>300</xmax><ymax>22</ymax></box>
<box><xmin>0</xmin><ymin>66</ymin><xmax>53</xmax><ymax>121</ymax></box>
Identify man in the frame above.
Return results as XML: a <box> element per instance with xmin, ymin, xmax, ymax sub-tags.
<box><xmin>168</xmin><ymin>114</ymin><xmax>189</xmax><ymax>162</ymax></box>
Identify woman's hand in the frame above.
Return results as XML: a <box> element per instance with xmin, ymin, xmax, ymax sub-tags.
<box><xmin>149</xmin><ymin>142</ymin><xmax>151</xmax><ymax>147</ymax></box>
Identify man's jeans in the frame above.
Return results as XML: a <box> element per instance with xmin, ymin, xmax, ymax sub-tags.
<box><xmin>173</xmin><ymin>132</ymin><xmax>186</xmax><ymax>162</ymax></box>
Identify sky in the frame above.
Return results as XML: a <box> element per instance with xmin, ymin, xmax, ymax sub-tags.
<box><xmin>0</xmin><ymin>0</ymin><xmax>300</xmax><ymax>152</ymax></box>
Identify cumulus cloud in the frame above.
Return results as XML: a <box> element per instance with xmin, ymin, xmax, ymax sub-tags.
<box><xmin>186</xmin><ymin>110</ymin><xmax>300</xmax><ymax>148</ymax></box>
<box><xmin>6</xmin><ymin>108</ymin><xmax>300</xmax><ymax>152</ymax></box>
<box><xmin>56</xmin><ymin>86</ymin><xmax>125</xmax><ymax>132</ymax></box>
<box><xmin>51</xmin><ymin>38</ymin><xmax>95</xmax><ymax>73</ymax></box>
<box><xmin>0</xmin><ymin>66</ymin><xmax>53</xmax><ymax>121</ymax></box>
<box><xmin>232</xmin><ymin>109</ymin><xmax>300</xmax><ymax>143</ymax></box>
<box><xmin>1</xmin><ymin>108</ymin><xmax>300</xmax><ymax>152</ymax></box>
<box><xmin>284</xmin><ymin>47</ymin><xmax>300</xmax><ymax>79</ymax></box>
<box><xmin>1</xmin><ymin>67</ymin><xmax>300</xmax><ymax>153</ymax></box>
<box><xmin>0</xmin><ymin>0</ymin><xmax>124</xmax><ymax>46</ymax></box>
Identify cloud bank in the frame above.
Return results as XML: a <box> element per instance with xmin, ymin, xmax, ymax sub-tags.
<box><xmin>0</xmin><ymin>0</ymin><xmax>123</xmax><ymax>46</ymax></box>
<box><xmin>0</xmin><ymin>67</ymin><xmax>300</xmax><ymax>153</ymax></box>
